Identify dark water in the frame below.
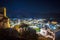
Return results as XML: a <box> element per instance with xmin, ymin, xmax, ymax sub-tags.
<box><xmin>55</xmin><ymin>31</ymin><xmax>60</xmax><ymax>40</ymax></box>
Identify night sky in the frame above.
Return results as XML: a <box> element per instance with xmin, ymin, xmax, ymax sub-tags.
<box><xmin>0</xmin><ymin>0</ymin><xmax>60</xmax><ymax>18</ymax></box>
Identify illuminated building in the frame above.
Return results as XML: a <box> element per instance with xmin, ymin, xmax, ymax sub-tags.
<box><xmin>51</xmin><ymin>21</ymin><xmax>58</xmax><ymax>25</ymax></box>
<box><xmin>0</xmin><ymin>7</ymin><xmax>6</xmax><ymax>17</ymax></box>
<box><xmin>0</xmin><ymin>7</ymin><xmax>10</xmax><ymax>28</ymax></box>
